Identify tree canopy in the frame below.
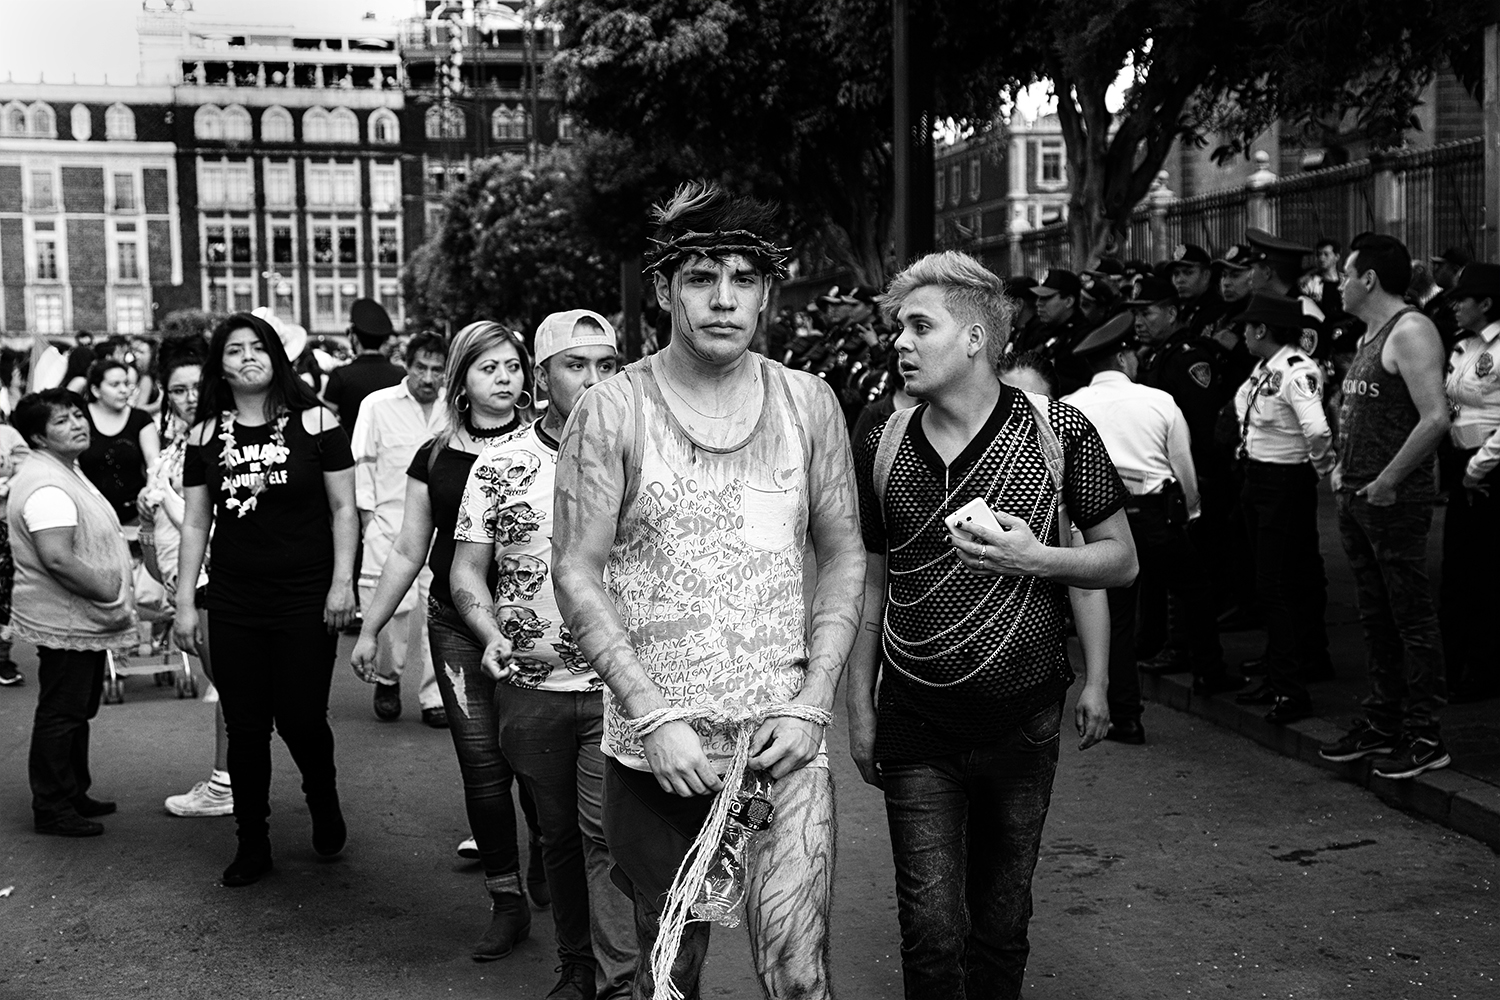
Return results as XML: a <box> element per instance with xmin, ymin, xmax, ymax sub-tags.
<box><xmin>401</xmin><ymin>149</ymin><xmax>618</xmax><ymax>334</ymax></box>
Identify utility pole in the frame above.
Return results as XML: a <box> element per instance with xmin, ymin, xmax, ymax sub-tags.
<box><xmin>891</xmin><ymin>0</ymin><xmax>934</xmax><ymax>269</ymax></box>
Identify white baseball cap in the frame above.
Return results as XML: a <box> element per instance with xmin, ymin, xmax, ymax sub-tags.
<box><xmin>534</xmin><ymin>309</ymin><xmax>617</xmax><ymax>366</ymax></box>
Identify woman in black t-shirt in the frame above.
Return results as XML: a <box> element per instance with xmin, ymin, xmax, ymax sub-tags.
<box><xmin>79</xmin><ymin>358</ymin><xmax>159</xmax><ymax>527</ymax></box>
<box><xmin>173</xmin><ymin>312</ymin><xmax>358</xmax><ymax>888</ymax></box>
<box><xmin>350</xmin><ymin>320</ymin><xmax>538</xmax><ymax>961</ymax></box>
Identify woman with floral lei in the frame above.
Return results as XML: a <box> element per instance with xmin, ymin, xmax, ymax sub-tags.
<box><xmin>173</xmin><ymin>312</ymin><xmax>358</xmax><ymax>887</ymax></box>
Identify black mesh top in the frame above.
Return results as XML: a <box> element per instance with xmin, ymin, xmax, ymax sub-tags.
<box><xmin>854</xmin><ymin>385</ymin><xmax>1126</xmax><ymax>762</ymax></box>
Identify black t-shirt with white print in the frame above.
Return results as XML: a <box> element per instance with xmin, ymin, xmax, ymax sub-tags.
<box><xmin>854</xmin><ymin>384</ymin><xmax>1126</xmax><ymax>763</ymax></box>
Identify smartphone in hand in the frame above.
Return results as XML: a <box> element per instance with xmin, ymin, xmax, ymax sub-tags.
<box><xmin>944</xmin><ymin>497</ymin><xmax>1003</xmax><ymax>538</ymax></box>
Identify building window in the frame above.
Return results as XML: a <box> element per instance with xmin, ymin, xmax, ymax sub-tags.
<box><xmin>195</xmin><ymin>106</ymin><xmax>222</xmax><ymax>140</ymax></box>
<box><xmin>376</xmin><ymin>224</ymin><xmax>399</xmax><ymax>264</ymax></box>
<box><xmin>333</xmin><ymin>165</ymin><xmax>359</xmax><ymax>207</ymax></box>
<box><xmin>115</xmin><ymin>293</ymin><xmax>146</xmax><ymax>334</ymax></box>
<box><xmin>226</xmin><ymin>164</ymin><xmax>252</xmax><ymax>207</ymax></box>
<box><xmin>71</xmin><ymin>104</ymin><xmax>92</xmax><ymax>142</ymax></box>
<box><xmin>265</xmin><ymin>163</ymin><xmax>294</xmax><ymax>207</ymax></box>
<box><xmin>369</xmin><ymin>108</ymin><xmax>399</xmax><ymax>144</ymax></box>
<box><xmin>272</xmin><ymin>281</ymin><xmax>295</xmax><ymax>317</ymax></box>
<box><xmin>1040</xmin><ymin>143</ymin><xmax>1065</xmax><ymax>186</ymax></box>
<box><xmin>222</xmin><ymin>105</ymin><xmax>252</xmax><ymax>142</ymax></box>
<box><xmin>208</xmin><ymin>280</ymin><xmax>229</xmax><ymax>314</ymax></box>
<box><xmin>30</xmin><ymin>170</ymin><xmax>56</xmax><ymax>211</ymax></box>
<box><xmin>969</xmin><ymin>158</ymin><xmax>981</xmax><ymax>199</ymax></box>
<box><xmin>30</xmin><ymin>103</ymin><xmax>56</xmax><ymax>137</ymax></box>
<box><xmin>307</xmin><ymin>166</ymin><xmax>332</xmax><ymax>207</ymax></box>
<box><xmin>262</xmin><ymin>106</ymin><xmax>294</xmax><ymax>143</ymax></box>
<box><xmin>491</xmin><ymin>106</ymin><xmax>528</xmax><ymax>141</ymax></box>
<box><xmin>113</xmin><ymin>172</ymin><xmax>136</xmax><ymax>211</ymax></box>
<box><xmin>312</xmin><ymin>225</ymin><xmax>334</xmax><ymax>264</ymax></box>
<box><xmin>949</xmin><ymin>166</ymin><xmax>961</xmax><ymax>207</ymax></box>
<box><xmin>2</xmin><ymin>103</ymin><xmax>27</xmax><ymax>135</ymax></box>
<box><xmin>233</xmin><ymin>281</ymin><xmax>253</xmax><ymax>313</ymax></box>
<box><xmin>105</xmin><ymin>104</ymin><xmax>136</xmax><ymax>141</ymax></box>
<box><xmin>371</xmin><ymin>164</ymin><xmax>399</xmax><ymax>209</ymax></box>
<box><xmin>329</xmin><ymin>108</ymin><xmax>359</xmax><ymax>144</ymax></box>
<box><xmin>425</xmin><ymin>104</ymin><xmax>466</xmax><ymax>140</ymax></box>
<box><xmin>230</xmin><ymin>225</ymin><xmax>252</xmax><ymax>263</ymax></box>
<box><xmin>117</xmin><ymin>240</ymin><xmax>140</xmax><ymax>280</ymax></box>
<box><xmin>314</xmin><ymin>281</ymin><xmax>336</xmax><ymax>324</ymax></box>
<box><xmin>34</xmin><ymin>293</ymin><xmax>64</xmax><ymax>334</ymax></box>
<box><xmin>934</xmin><ymin>171</ymin><xmax>944</xmax><ymax>209</ymax></box>
<box><xmin>35</xmin><ymin>237</ymin><xmax>58</xmax><ymax>280</ymax></box>
<box><xmin>199</xmin><ymin>165</ymin><xmax>225</xmax><ymax>207</ymax></box>
<box><xmin>205</xmin><ymin>225</ymin><xmax>227</xmax><ymax>264</ymax></box>
<box><xmin>378</xmin><ymin>280</ymin><xmax>399</xmax><ymax>317</ymax></box>
<box><xmin>304</xmin><ymin>108</ymin><xmax>328</xmax><ymax>143</ymax></box>
<box><xmin>338</xmin><ymin>225</ymin><xmax>358</xmax><ymax>264</ymax></box>
<box><xmin>556</xmin><ymin>113</ymin><xmax>575</xmax><ymax>141</ymax></box>
<box><xmin>271</xmin><ymin>225</ymin><xmax>294</xmax><ymax>264</ymax></box>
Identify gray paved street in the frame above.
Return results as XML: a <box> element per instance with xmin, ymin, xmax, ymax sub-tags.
<box><xmin>2</xmin><ymin>642</ymin><xmax>1497</xmax><ymax>999</ymax></box>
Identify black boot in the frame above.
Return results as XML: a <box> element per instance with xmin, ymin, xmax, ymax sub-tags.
<box><xmin>222</xmin><ymin>838</ymin><xmax>273</xmax><ymax>887</ymax></box>
<box><xmin>472</xmin><ymin>874</ymin><xmax>531</xmax><ymax>962</ymax></box>
<box><xmin>309</xmin><ymin>791</ymin><xmax>347</xmax><ymax>858</ymax></box>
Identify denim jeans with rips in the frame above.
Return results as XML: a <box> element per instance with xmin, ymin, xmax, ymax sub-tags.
<box><xmin>1335</xmin><ymin>493</ymin><xmax>1446</xmax><ymax>737</ymax></box>
<box><xmin>880</xmin><ymin>700</ymin><xmax>1062</xmax><ymax>1000</ymax></box>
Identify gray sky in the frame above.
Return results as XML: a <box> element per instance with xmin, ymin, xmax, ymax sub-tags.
<box><xmin>0</xmin><ymin>0</ymin><xmax>419</xmax><ymax>86</ymax></box>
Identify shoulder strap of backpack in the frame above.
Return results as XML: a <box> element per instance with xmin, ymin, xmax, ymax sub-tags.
<box><xmin>1021</xmin><ymin>389</ymin><xmax>1074</xmax><ymax>547</ymax></box>
<box><xmin>873</xmin><ymin>404</ymin><xmax>918</xmax><ymax>521</ymax></box>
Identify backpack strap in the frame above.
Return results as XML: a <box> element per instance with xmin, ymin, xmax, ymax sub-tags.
<box><xmin>1020</xmin><ymin>390</ymin><xmax>1074</xmax><ymax>547</ymax></box>
<box><xmin>873</xmin><ymin>404</ymin><xmax>918</xmax><ymax>525</ymax></box>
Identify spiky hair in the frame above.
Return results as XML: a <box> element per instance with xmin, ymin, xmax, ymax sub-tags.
<box><xmin>644</xmin><ymin>181</ymin><xmax>790</xmax><ymax>280</ymax></box>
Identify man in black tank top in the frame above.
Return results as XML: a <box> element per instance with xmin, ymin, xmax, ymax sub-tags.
<box><xmin>1320</xmin><ymin>233</ymin><xmax>1453</xmax><ymax>780</ymax></box>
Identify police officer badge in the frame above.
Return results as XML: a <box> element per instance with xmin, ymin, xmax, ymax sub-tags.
<box><xmin>1260</xmin><ymin>370</ymin><xmax>1283</xmax><ymax>395</ymax></box>
<box><xmin>1189</xmin><ymin>361</ymin><xmax>1213</xmax><ymax>388</ymax></box>
<box><xmin>1478</xmin><ymin>352</ymin><xmax>1495</xmax><ymax>379</ymax></box>
<box><xmin>1300</xmin><ymin>328</ymin><xmax>1319</xmax><ymax>355</ymax></box>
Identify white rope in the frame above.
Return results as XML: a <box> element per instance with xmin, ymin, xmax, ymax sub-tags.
<box><xmin>626</xmin><ymin>702</ymin><xmax>833</xmax><ymax>1000</ymax></box>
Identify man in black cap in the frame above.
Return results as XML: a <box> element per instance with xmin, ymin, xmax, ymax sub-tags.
<box><xmin>1065</xmin><ymin>315</ymin><xmax>1242</xmax><ymax>743</ymax></box>
<box><xmin>1127</xmin><ymin>274</ymin><xmax>1233</xmax><ymax>677</ymax></box>
<box><xmin>1004</xmin><ymin>276</ymin><xmax>1040</xmax><ymax>361</ymax></box>
<box><xmin>1425</xmin><ymin>247</ymin><xmax>1469</xmax><ymax>352</ymax></box>
<box><xmin>1245</xmin><ymin>228</ymin><xmax>1333</xmax><ymax>361</ymax></box>
<box><xmin>322</xmin><ymin>298</ymin><xmax>405</xmax><ymax>437</ymax></box>
<box><xmin>1206</xmin><ymin>244</ymin><xmax>1262</xmax><ymax>382</ymax></box>
<box><xmin>1027</xmin><ymin>269</ymin><xmax>1092</xmax><ymax>393</ymax></box>
<box><xmin>1169</xmin><ymin>244</ymin><xmax>1224</xmax><ymax>338</ymax></box>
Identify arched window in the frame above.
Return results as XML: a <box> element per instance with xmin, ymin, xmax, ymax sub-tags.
<box><xmin>30</xmin><ymin>103</ymin><xmax>56</xmax><ymax>137</ymax></box>
<box><xmin>2</xmin><ymin>103</ymin><xmax>26</xmax><ymax>135</ymax></box>
<box><xmin>261</xmin><ymin>106</ymin><xmax>293</xmax><ymax>143</ymax></box>
<box><xmin>490</xmin><ymin>106</ymin><xmax>527</xmax><ymax>142</ymax></box>
<box><xmin>328</xmin><ymin>107</ymin><xmax>358</xmax><ymax>144</ymax></box>
<box><xmin>194</xmin><ymin>105</ymin><xmax>222</xmax><ymax>140</ymax></box>
<box><xmin>304</xmin><ymin>107</ymin><xmax>329</xmax><ymax>143</ymax></box>
<box><xmin>425</xmin><ymin>104</ymin><xmax>465</xmax><ymax>140</ymax></box>
<box><xmin>222</xmin><ymin>105</ymin><xmax>251</xmax><ymax>142</ymax></box>
<box><xmin>104</xmin><ymin>103</ymin><xmax>135</xmax><ymax>140</ymax></box>
<box><xmin>71</xmin><ymin>104</ymin><xmax>93</xmax><ymax>141</ymax></box>
<box><xmin>369</xmin><ymin>108</ymin><xmax>399</xmax><ymax>144</ymax></box>
<box><xmin>556</xmin><ymin>113</ymin><xmax>576</xmax><ymax>141</ymax></box>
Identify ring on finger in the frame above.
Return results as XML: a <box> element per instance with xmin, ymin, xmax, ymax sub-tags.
<box><xmin>980</xmin><ymin>543</ymin><xmax>987</xmax><ymax>563</ymax></box>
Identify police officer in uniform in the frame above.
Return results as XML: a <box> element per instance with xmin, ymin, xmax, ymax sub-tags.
<box><xmin>1170</xmin><ymin>243</ymin><xmax>1225</xmax><ymax>338</ymax></box>
<box><xmin>1245</xmin><ymin>228</ymin><xmax>1334</xmax><ymax>363</ymax></box>
<box><xmin>1439</xmin><ymin>262</ymin><xmax>1500</xmax><ymax>703</ymax></box>
<box><xmin>1065</xmin><ymin>315</ymin><xmax>1245</xmax><ymax>743</ymax></box>
<box><xmin>1230</xmin><ymin>294</ymin><xmax>1336</xmax><ymax>724</ymax></box>
<box><xmin>1127</xmin><ymin>273</ymin><xmax>1232</xmax><ymax>676</ymax></box>
<box><xmin>1027</xmin><ymin>268</ymin><xmax>1093</xmax><ymax>394</ymax></box>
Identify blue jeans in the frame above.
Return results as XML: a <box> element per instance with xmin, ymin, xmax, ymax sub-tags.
<box><xmin>497</xmin><ymin>685</ymin><xmax>637</xmax><ymax>998</ymax></box>
<box><xmin>881</xmin><ymin>700</ymin><xmax>1062</xmax><ymax>1000</ymax></box>
<box><xmin>427</xmin><ymin>599</ymin><xmax>526</xmax><ymax>881</ymax></box>
<box><xmin>1336</xmin><ymin>493</ymin><xmax>1445</xmax><ymax>736</ymax></box>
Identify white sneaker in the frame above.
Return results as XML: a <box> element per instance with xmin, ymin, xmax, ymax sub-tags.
<box><xmin>165</xmin><ymin>779</ymin><xmax>234</xmax><ymax>817</ymax></box>
<box><xmin>202</xmin><ymin>683</ymin><xmax>219</xmax><ymax>704</ymax></box>
<box><xmin>456</xmin><ymin>836</ymin><xmax>480</xmax><ymax>859</ymax></box>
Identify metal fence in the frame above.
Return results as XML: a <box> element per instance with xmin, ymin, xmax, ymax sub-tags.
<box><xmin>1390</xmin><ymin>137</ymin><xmax>1484</xmax><ymax>261</ymax></box>
<box><xmin>1266</xmin><ymin>158</ymin><xmax>1377</xmax><ymax>249</ymax></box>
<box><xmin>1165</xmin><ymin>187</ymin><xmax>1249</xmax><ymax>256</ymax></box>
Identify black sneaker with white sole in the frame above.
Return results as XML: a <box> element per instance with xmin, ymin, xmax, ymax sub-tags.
<box><xmin>1370</xmin><ymin>736</ymin><xmax>1452</xmax><ymax>780</ymax></box>
<box><xmin>1318</xmin><ymin>721</ymin><xmax>1400</xmax><ymax>762</ymax></box>
<box><xmin>0</xmin><ymin>662</ymin><xmax>23</xmax><ymax>687</ymax></box>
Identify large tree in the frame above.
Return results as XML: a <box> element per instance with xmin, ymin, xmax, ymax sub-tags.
<box><xmin>918</xmin><ymin>0</ymin><xmax>1490</xmax><ymax>268</ymax></box>
<box><xmin>401</xmin><ymin>148</ymin><xmax>618</xmax><ymax>333</ymax></box>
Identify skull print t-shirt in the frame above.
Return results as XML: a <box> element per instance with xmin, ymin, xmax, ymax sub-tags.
<box><xmin>455</xmin><ymin>422</ymin><xmax>601</xmax><ymax>693</ymax></box>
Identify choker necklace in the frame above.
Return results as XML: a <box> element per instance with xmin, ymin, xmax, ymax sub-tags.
<box><xmin>464</xmin><ymin>412</ymin><xmax>520</xmax><ymax>440</ymax></box>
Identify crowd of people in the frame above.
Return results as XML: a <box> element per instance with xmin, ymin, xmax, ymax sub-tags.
<box><xmin>1</xmin><ymin>180</ymin><xmax>1493</xmax><ymax>1000</ymax></box>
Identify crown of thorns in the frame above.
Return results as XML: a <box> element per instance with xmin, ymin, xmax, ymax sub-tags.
<box><xmin>643</xmin><ymin>229</ymin><xmax>792</xmax><ymax>280</ymax></box>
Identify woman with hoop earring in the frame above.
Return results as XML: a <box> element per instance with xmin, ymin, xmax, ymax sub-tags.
<box><xmin>351</xmin><ymin>322</ymin><xmax>544</xmax><ymax>962</ymax></box>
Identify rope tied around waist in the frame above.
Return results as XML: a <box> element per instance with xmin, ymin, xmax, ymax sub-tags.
<box><xmin>625</xmin><ymin>702</ymin><xmax>833</xmax><ymax>1000</ymax></box>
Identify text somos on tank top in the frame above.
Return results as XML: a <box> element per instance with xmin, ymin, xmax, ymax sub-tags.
<box><xmin>602</xmin><ymin>355</ymin><xmax>809</xmax><ymax>769</ymax></box>
<box><xmin>1337</xmin><ymin>307</ymin><xmax>1437</xmax><ymax>502</ymax></box>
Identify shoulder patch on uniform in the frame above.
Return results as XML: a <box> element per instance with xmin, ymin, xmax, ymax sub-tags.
<box><xmin>1299</xmin><ymin>329</ymin><xmax>1319</xmax><ymax>355</ymax></box>
<box><xmin>1189</xmin><ymin>361</ymin><xmax>1213</xmax><ymax>388</ymax></box>
<box><xmin>1290</xmin><ymin>371</ymin><xmax>1320</xmax><ymax>399</ymax></box>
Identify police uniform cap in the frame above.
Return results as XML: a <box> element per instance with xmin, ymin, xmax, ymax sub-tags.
<box><xmin>1431</xmin><ymin>246</ymin><xmax>1472</xmax><ymax>268</ymax></box>
<box><xmin>1170</xmin><ymin>243</ymin><xmax>1212</xmax><ymax>268</ymax></box>
<box><xmin>1452</xmin><ymin>261</ymin><xmax>1500</xmax><ymax>302</ymax></box>
<box><xmin>349</xmin><ymin>298</ymin><xmax>394</xmax><ymax>339</ymax></box>
<box><xmin>1123</xmin><ymin>273</ymin><xmax>1178</xmax><ymax>305</ymax></box>
<box><xmin>1032</xmin><ymin>269</ymin><xmax>1082</xmax><ymax>300</ymax></box>
<box><xmin>1123</xmin><ymin>259</ymin><xmax>1154</xmax><ymax>280</ymax></box>
<box><xmin>1245</xmin><ymin>228</ymin><xmax>1314</xmax><ymax>265</ymax></box>
<box><xmin>1084</xmin><ymin>258</ymin><xmax>1126</xmax><ymax>279</ymax></box>
<box><xmin>1240</xmin><ymin>292</ymin><xmax>1304</xmax><ymax>329</ymax></box>
<box><xmin>1007</xmin><ymin>275</ymin><xmax>1039</xmax><ymax>301</ymax></box>
<box><xmin>1071</xmin><ymin>312</ymin><xmax>1136</xmax><ymax>357</ymax></box>
<box><xmin>1216</xmin><ymin>243</ymin><xmax>1265</xmax><ymax>270</ymax></box>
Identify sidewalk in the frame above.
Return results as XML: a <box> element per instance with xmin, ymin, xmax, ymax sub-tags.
<box><xmin>1139</xmin><ymin>486</ymin><xmax>1500</xmax><ymax>853</ymax></box>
